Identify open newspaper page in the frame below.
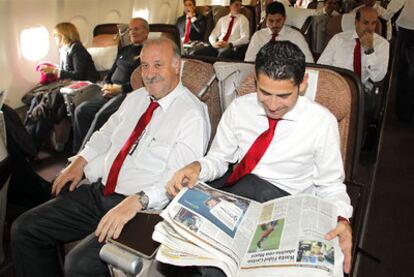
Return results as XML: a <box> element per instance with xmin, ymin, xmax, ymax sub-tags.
<box><xmin>153</xmin><ymin>182</ymin><xmax>344</xmax><ymax>277</ymax></box>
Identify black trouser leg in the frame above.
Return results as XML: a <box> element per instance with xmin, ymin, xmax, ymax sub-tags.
<box><xmin>11</xmin><ymin>183</ymin><xmax>125</xmax><ymax>277</ymax></box>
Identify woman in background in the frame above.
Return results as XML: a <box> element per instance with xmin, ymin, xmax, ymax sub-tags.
<box><xmin>26</xmin><ymin>22</ymin><xmax>99</xmax><ymax>151</ymax></box>
<box><xmin>39</xmin><ymin>22</ymin><xmax>99</xmax><ymax>82</ymax></box>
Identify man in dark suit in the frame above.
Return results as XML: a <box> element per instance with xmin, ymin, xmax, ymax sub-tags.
<box><xmin>177</xmin><ymin>0</ymin><xmax>206</xmax><ymax>43</ymax></box>
<box><xmin>72</xmin><ymin>18</ymin><xmax>149</xmax><ymax>153</ymax></box>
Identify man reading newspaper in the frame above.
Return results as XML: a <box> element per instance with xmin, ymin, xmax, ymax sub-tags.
<box><xmin>167</xmin><ymin>41</ymin><xmax>353</xmax><ymax>276</ymax></box>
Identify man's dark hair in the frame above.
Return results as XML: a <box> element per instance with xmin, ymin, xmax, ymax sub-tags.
<box><xmin>230</xmin><ymin>0</ymin><xmax>242</xmax><ymax>5</ymax></box>
<box><xmin>255</xmin><ymin>41</ymin><xmax>305</xmax><ymax>86</ymax></box>
<box><xmin>355</xmin><ymin>8</ymin><xmax>362</xmax><ymax>21</ymax></box>
<box><xmin>266</xmin><ymin>1</ymin><xmax>286</xmax><ymax>17</ymax></box>
<box><xmin>183</xmin><ymin>0</ymin><xmax>196</xmax><ymax>6</ymax></box>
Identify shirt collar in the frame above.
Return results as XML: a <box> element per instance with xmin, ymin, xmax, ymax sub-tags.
<box><xmin>146</xmin><ymin>82</ymin><xmax>184</xmax><ymax>111</ymax></box>
<box><xmin>256</xmin><ymin>94</ymin><xmax>305</xmax><ymax>122</ymax></box>
<box><xmin>267</xmin><ymin>26</ymin><xmax>286</xmax><ymax>36</ymax></box>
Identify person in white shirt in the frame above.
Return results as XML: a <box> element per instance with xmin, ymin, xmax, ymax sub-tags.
<box><xmin>245</xmin><ymin>1</ymin><xmax>314</xmax><ymax>62</ymax></box>
<box><xmin>381</xmin><ymin>0</ymin><xmax>414</xmax><ymax>122</ymax></box>
<box><xmin>315</xmin><ymin>0</ymin><xmax>340</xmax><ymax>17</ymax></box>
<box><xmin>295</xmin><ymin>0</ymin><xmax>314</xmax><ymax>8</ymax></box>
<box><xmin>318</xmin><ymin>7</ymin><xmax>389</xmax><ymax>85</ymax></box>
<box><xmin>351</xmin><ymin>0</ymin><xmax>392</xmax><ymax>40</ymax></box>
<box><xmin>193</xmin><ymin>0</ymin><xmax>250</xmax><ymax>59</ymax></box>
<box><xmin>167</xmin><ymin>41</ymin><xmax>353</xmax><ymax>276</ymax></box>
<box><xmin>11</xmin><ymin>37</ymin><xmax>211</xmax><ymax>277</ymax></box>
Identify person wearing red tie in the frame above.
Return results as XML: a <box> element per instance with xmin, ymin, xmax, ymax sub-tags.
<box><xmin>245</xmin><ymin>1</ymin><xmax>314</xmax><ymax>62</ymax></box>
<box><xmin>11</xmin><ymin>37</ymin><xmax>211</xmax><ymax>277</ymax></box>
<box><xmin>176</xmin><ymin>0</ymin><xmax>207</xmax><ymax>45</ymax></box>
<box><xmin>318</xmin><ymin>7</ymin><xmax>389</xmax><ymax>86</ymax></box>
<box><xmin>167</xmin><ymin>41</ymin><xmax>353</xmax><ymax>276</ymax></box>
<box><xmin>193</xmin><ymin>0</ymin><xmax>250</xmax><ymax>59</ymax></box>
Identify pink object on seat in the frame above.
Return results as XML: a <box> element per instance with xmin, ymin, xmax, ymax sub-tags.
<box><xmin>35</xmin><ymin>62</ymin><xmax>58</xmax><ymax>85</ymax></box>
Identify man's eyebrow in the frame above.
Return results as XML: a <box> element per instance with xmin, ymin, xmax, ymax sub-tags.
<box><xmin>259</xmin><ymin>87</ymin><xmax>292</xmax><ymax>96</ymax></box>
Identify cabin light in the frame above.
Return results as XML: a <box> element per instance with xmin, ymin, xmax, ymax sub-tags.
<box><xmin>20</xmin><ymin>25</ymin><xmax>49</xmax><ymax>61</ymax></box>
<box><xmin>132</xmin><ymin>8</ymin><xmax>149</xmax><ymax>21</ymax></box>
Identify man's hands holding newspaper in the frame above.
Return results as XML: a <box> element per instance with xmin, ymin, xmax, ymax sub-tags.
<box><xmin>325</xmin><ymin>219</ymin><xmax>352</xmax><ymax>273</ymax></box>
<box><xmin>166</xmin><ymin>161</ymin><xmax>201</xmax><ymax>197</ymax></box>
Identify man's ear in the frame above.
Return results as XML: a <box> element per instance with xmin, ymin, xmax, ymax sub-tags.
<box><xmin>299</xmin><ymin>73</ymin><xmax>309</xmax><ymax>96</ymax></box>
<box><xmin>175</xmin><ymin>59</ymin><xmax>181</xmax><ymax>75</ymax></box>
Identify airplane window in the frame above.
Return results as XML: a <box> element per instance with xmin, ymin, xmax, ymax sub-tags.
<box><xmin>132</xmin><ymin>8</ymin><xmax>149</xmax><ymax>20</ymax></box>
<box><xmin>20</xmin><ymin>25</ymin><xmax>49</xmax><ymax>61</ymax></box>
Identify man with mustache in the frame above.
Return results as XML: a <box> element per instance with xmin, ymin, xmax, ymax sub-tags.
<box><xmin>167</xmin><ymin>41</ymin><xmax>353</xmax><ymax>276</ymax></box>
<box><xmin>11</xmin><ymin>37</ymin><xmax>211</xmax><ymax>277</ymax></box>
<box><xmin>244</xmin><ymin>1</ymin><xmax>314</xmax><ymax>62</ymax></box>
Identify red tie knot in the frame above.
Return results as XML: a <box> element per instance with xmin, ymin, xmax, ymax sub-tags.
<box><xmin>271</xmin><ymin>33</ymin><xmax>278</xmax><ymax>41</ymax></box>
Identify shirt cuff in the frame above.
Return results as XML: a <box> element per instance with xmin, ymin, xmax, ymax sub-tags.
<box><xmin>144</xmin><ymin>186</ymin><xmax>170</xmax><ymax>210</ymax></box>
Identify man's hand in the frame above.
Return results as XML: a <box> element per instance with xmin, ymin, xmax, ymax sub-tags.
<box><xmin>52</xmin><ymin>156</ymin><xmax>87</xmax><ymax>196</ymax></box>
<box><xmin>325</xmin><ymin>220</ymin><xmax>353</xmax><ymax>273</ymax></box>
<box><xmin>39</xmin><ymin>64</ymin><xmax>56</xmax><ymax>75</ymax></box>
<box><xmin>360</xmin><ymin>32</ymin><xmax>374</xmax><ymax>51</ymax></box>
<box><xmin>95</xmin><ymin>195</ymin><xmax>142</xmax><ymax>242</ymax></box>
<box><xmin>165</xmin><ymin>161</ymin><xmax>201</xmax><ymax>197</ymax></box>
<box><xmin>101</xmin><ymin>84</ymin><xmax>122</xmax><ymax>98</ymax></box>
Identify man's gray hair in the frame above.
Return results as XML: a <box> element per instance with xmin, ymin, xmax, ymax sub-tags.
<box><xmin>142</xmin><ymin>37</ymin><xmax>181</xmax><ymax>60</ymax></box>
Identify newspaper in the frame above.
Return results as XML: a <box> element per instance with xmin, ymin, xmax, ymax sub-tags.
<box><xmin>153</xmin><ymin>182</ymin><xmax>344</xmax><ymax>277</ymax></box>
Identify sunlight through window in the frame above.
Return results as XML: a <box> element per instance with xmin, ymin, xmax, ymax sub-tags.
<box><xmin>20</xmin><ymin>26</ymin><xmax>49</xmax><ymax>61</ymax></box>
<box><xmin>132</xmin><ymin>8</ymin><xmax>149</xmax><ymax>20</ymax></box>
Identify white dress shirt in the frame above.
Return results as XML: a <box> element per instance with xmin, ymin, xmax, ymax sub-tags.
<box><xmin>244</xmin><ymin>26</ymin><xmax>314</xmax><ymax>62</ymax></box>
<box><xmin>209</xmin><ymin>13</ymin><xmax>250</xmax><ymax>47</ymax></box>
<box><xmin>198</xmin><ymin>94</ymin><xmax>353</xmax><ymax>218</ymax></box>
<box><xmin>352</xmin><ymin>3</ymin><xmax>392</xmax><ymax>40</ymax></box>
<box><xmin>80</xmin><ymin>83</ymin><xmax>211</xmax><ymax>209</ymax></box>
<box><xmin>317</xmin><ymin>30</ymin><xmax>389</xmax><ymax>84</ymax></box>
<box><xmin>315</xmin><ymin>7</ymin><xmax>340</xmax><ymax>17</ymax></box>
<box><xmin>381</xmin><ymin>0</ymin><xmax>414</xmax><ymax>30</ymax></box>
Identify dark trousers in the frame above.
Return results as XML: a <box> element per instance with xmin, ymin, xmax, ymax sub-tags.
<box><xmin>72</xmin><ymin>93</ymin><xmax>126</xmax><ymax>153</ymax></box>
<box><xmin>395</xmin><ymin>27</ymin><xmax>414</xmax><ymax>122</ymax></box>
<box><xmin>193</xmin><ymin>44</ymin><xmax>248</xmax><ymax>60</ymax></box>
<box><xmin>179</xmin><ymin>174</ymin><xmax>290</xmax><ymax>277</ymax></box>
<box><xmin>11</xmin><ymin>182</ymin><xmax>125</xmax><ymax>277</ymax></box>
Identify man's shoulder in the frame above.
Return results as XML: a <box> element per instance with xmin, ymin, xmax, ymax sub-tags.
<box><xmin>373</xmin><ymin>32</ymin><xmax>389</xmax><ymax>45</ymax></box>
<box><xmin>301</xmin><ymin>97</ymin><xmax>337</xmax><ymax>122</ymax></box>
<box><xmin>177</xmin><ymin>85</ymin><xmax>209</xmax><ymax>112</ymax></box>
<box><xmin>176</xmin><ymin>14</ymin><xmax>186</xmax><ymax>23</ymax></box>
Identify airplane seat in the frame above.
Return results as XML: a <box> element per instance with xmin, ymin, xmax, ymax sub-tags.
<box><xmin>0</xmin><ymin>110</ymin><xmax>11</xmax><ymax>265</ymax></box>
<box><xmin>307</xmin><ymin>0</ymin><xmax>319</xmax><ymax>9</ymax></box>
<box><xmin>285</xmin><ymin>7</ymin><xmax>315</xmax><ymax>35</ymax></box>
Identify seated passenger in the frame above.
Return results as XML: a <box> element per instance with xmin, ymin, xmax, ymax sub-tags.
<box><xmin>72</xmin><ymin>18</ymin><xmax>149</xmax><ymax>153</ymax></box>
<box><xmin>193</xmin><ymin>0</ymin><xmax>250</xmax><ymax>59</ymax></box>
<box><xmin>315</xmin><ymin>0</ymin><xmax>340</xmax><ymax>17</ymax></box>
<box><xmin>245</xmin><ymin>1</ymin><xmax>314</xmax><ymax>62</ymax></box>
<box><xmin>294</xmin><ymin>0</ymin><xmax>313</xmax><ymax>8</ymax></box>
<box><xmin>39</xmin><ymin>22</ymin><xmax>99</xmax><ymax>82</ymax></box>
<box><xmin>176</xmin><ymin>0</ymin><xmax>207</xmax><ymax>46</ymax></box>
<box><xmin>167</xmin><ymin>41</ymin><xmax>353</xmax><ymax>276</ymax></box>
<box><xmin>351</xmin><ymin>0</ymin><xmax>392</xmax><ymax>40</ymax></box>
<box><xmin>318</xmin><ymin>7</ymin><xmax>389</xmax><ymax>86</ymax></box>
<box><xmin>11</xmin><ymin>37</ymin><xmax>211</xmax><ymax>277</ymax></box>
<box><xmin>25</xmin><ymin>22</ymin><xmax>99</xmax><ymax>151</ymax></box>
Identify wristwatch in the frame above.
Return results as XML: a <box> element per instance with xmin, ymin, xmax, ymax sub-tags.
<box><xmin>136</xmin><ymin>191</ymin><xmax>149</xmax><ymax>210</ymax></box>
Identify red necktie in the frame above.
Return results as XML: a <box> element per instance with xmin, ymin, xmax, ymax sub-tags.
<box><xmin>353</xmin><ymin>38</ymin><xmax>362</xmax><ymax>79</ymax></box>
<box><xmin>104</xmin><ymin>101</ymin><xmax>160</xmax><ymax>196</ymax></box>
<box><xmin>222</xmin><ymin>16</ymin><xmax>235</xmax><ymax>42</ymax></box>
<box><xmin>297</xmin><ymin>0</ymin><xmax>303</xmax><ymax>7</ymax></box>
<box><xmin>271</xmin><ymin>33</ymin><xmax>278</xmax><ymax>41</ymax></box>
<box><xmin>183</xmin><ymin>16</ymin><xmax>191</xmax><ymax>44</ymax></box>
<box><xmin>225</xmin><ymin>118</ymin><xmax>281</xmax><ymax>186</ymax></box>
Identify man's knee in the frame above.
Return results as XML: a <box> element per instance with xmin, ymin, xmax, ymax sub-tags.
<box><xmin>11</xmin><ymin>210</ymin><xmax>43</xmax><ymax>244</ymax></box>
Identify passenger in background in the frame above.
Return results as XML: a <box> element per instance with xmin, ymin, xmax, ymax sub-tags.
<box><xmin>193</xmin><ymin>0</ymin><xmax>250</xmax><ymax>59</ymax></box>
<box><xmin>72</xmin><ymin>18</ymin><xmax>149</xmax><ymax>153</ymax></box>
<box><xmin>381</xmin><ymin>0</ymin><xmax>414</xmax><ymax>122</ymax></box>
<box><xmin>351</xmin><ymin>0</ymin><xmax>392</xmax><ymax>40</ymax></box>
<box><xmin>294</xmin><ymin>0</ymin><xmax>313</xmax><ymax>8</ymax></box>
<box><xmin>318</xmin><ymin>7</ymin><xmax>389</xmax><ymax>86</ymax></box>
<box><xmin>25</xmin><ymin>22</ymin><xmax>99</xmax><ymax>151</ymax></box>
<box><xmin>39</xmin><ymin>22</ymin><xmax>99</xmax><ymax>82</ymax></box>
<box><xmin>11</xmin><ymin>38</ymin><xmax>211</xmax><ymax>277</ymax></box>
<box><xmin>245</xmin><ymin>1</ymin><xmax>314</xmax><ymax>62</ymax></box>
<box><xmin>315</xmin><ymin>0</ymin><xmax>340</xmax><ymax>16</ymax></box>
<box><xmin>176</xmin><ymin>0</ymin><xmax>207</xmax><ymax>54</ymax></box>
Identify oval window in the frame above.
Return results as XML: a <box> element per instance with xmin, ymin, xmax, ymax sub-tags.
<box><xmin>20</xmin><ymin>25</ymin><xmax>49</xmax><ymax>61</ymax></box>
